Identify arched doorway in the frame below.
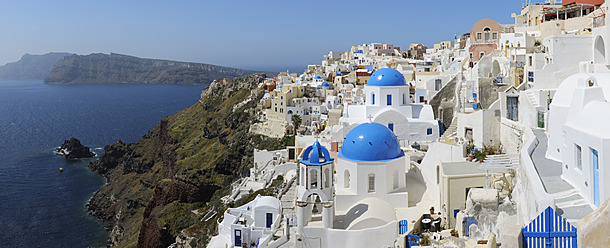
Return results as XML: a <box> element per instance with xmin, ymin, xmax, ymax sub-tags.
<box><xmin>595</xmin><ymin>36</ymin><xmax>606</xmax><ymax>64</ymax></box>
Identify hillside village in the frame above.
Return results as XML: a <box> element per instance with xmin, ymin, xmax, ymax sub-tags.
<box><xmin>203</xmin><ymin>1</ymin><xmax>610</xmax><ymax>247</ymax></box>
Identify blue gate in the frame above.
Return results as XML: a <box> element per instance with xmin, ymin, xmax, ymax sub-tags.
<box><xmin>522</xmin><ymin>206</ymin><xmax>577</xmax><ymax>248</ymax></box>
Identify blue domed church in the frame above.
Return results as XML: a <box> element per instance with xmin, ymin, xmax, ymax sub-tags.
<box><xmin>335</xmin><ymin>122</ymin><xmax>409</xmax><ymax>210</ymax></box>
<box><xmin>341</xmin><ymin>67</ymin><xmax>439</xmax><ymax>143</ymax></box>
<box><xmin>295</xmin><ymin>123</ymin><xmax>407</xmax><ymax>247</ymax></box>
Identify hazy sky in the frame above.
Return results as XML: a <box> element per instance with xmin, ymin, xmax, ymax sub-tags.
<box><xmin>0</xmin><ymin>0</ymin><xmax>524</xmax><ymax>71</ymax></box>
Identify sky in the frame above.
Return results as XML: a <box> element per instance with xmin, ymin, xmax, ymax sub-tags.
<box><xmin>0</xmin><ymin>0</ymin><xmax>528</xmax><ymax>72</ymax></box>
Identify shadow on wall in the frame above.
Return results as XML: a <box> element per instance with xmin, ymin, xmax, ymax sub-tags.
<box><xmin>339</xmin><ymin>203</ymin><xmax>369</xmax><ymax>229</ymax></box>
<box><xmin>407</xmin><ymin>166</ymin><xmax>427</xmax><ymax>207</ymax></box>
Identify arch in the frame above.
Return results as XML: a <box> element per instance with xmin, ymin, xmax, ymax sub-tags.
<box><xmin>324</xmin><ymin>167</ymin><xmax>330</xmax><ymax>188</ymax></box>
<box><xmin>368</xmin><ymin>173</ymin><xmax>376</xmax><ymax>193</ymax></box>
<box><xmin>310</xmin><ymin>169</ymin><xmax>318</xmax><ymax>189</ymax></box>
<box><xmin>344</xmin><ymin>170</ymin><xmax>350</xmax><ymax>188</ymax></box>
<box><xmin>287</xmin><ymin>110</ymin><xmax>293</xmax><ymax>114</ymax></box>
<box><xmin>393</xmin><ymin>170</ymin><xmax>399</xmax><ymax>189</ymax></box>
<box><xmin>492</xmin><ymin>59</ymin><xmax>501</xmax><ymax>77</ymax></box>
<box><xmin>595</xmin><ymin>36</ymin><xmax>606</xmax><ymax>64</ymax></box>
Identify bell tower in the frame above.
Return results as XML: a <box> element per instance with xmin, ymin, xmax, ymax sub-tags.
<box><xmin>296</xmin><ymin>141</ymin><xmax>334</xmax><ymax>237</ymax></box>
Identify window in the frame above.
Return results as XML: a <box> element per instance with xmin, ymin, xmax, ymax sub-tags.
<box><xmin>310</xmin><ymin>169</ymin><xmax>317</xmax><ymax>189</ymax></box>
<box><xmin>344</xmin><ymin>170</ymin><xmax>350</xmax><ymax>188</ymax></box>
<box><xmin>368</xmin><ymin>174</ymin><xmax>375</xmax><ymax>192</ymax></box>
<box><xmin>435</xmin><ymin>79</ymin><xmax>442</xmax><ymax>91</ymax></box>
<box><xmin>492</xmin><ymin>32</ymin><xmax>497</xmax><ymax>40</ymax></box>
<box><xmin>576</xmin><ymin>144</ymin><xmax>582</xmax><ymax>170</ymax></box>
<box><xmin>470</xmin><ymin>53</ymin><xmax>473</xmax><ymax>60</ymax></box>
<box><xmin>485</xmin><ymin>32</ymin><xmax>490</xmax><ymax>41</ymax></box>
<box><xmin>419</xmin><ymin>96</ymin><xmax>425</xmax><ymax>103</ymax></box>
<box><xmin>480</xmin><ymin>52</ymin><xmax>485</xmax><ymax>59</ymax></box>
<box><xmin>476</xmin><ymin>32</ymin><xmax>482</xmax><ymax>40</ymax></box>
<box><xmin>507</xmin><ymin>96</ymin><xmax>519</xmax><ymax>121</ymax></box>
<box><xmin>393</xmin><ymin>171</ymin><xmax>399</xmax><ymax>190</ymax></box>
<box><xmin>402</xmin><ymin>93</ymin><xmax>406</xmax><ymax>104</ymax></box>
<box><xmin>427</xmin><ymin>128</ymin><xmax>433</xmax><ymax>135</ymax></box>
<box><xmin>324</xmin><ymin>168</ymin><xmax>330</xmax><ymax>188</ymax></box>
<box><xmin>372</xmin><ymin>93</ymin><xmax>375</xmax><ymax>104</ymax></box>
<box><xmin>387</xmin><ymin>94</ymin><xmax>392</xmax><ymax>105</ymax></box>
<box><xmin>528</xmin><ymin>71</ymin><xmax>534</xmax><ymax>82</ymax></box>
<box><xmin>388</xmin><ymin>123</ymin><xmax>394</xmax><ymax>132</ymax></box>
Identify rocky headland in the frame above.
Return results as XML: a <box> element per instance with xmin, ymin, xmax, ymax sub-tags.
<box><xmin>0</xmin><ymin>52</ymin><xmax>73</xmax><ymax>80</ymax></box>
<box><xmin>86</xmin><ymin>74</ymin><xmax>290</xmax><ymax>247</ymax></box>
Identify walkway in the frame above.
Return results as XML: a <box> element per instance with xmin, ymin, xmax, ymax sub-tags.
<box><xmin>530</xmin><ymin>129</ymin><xmax>594</xmax><ymax>222</ymax></box>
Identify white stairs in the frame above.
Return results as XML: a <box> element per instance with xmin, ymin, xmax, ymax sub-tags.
<box><xmin>525</xmin><ymin>90</ymin><xmax>540</xmax><ymax>108</ymax></box>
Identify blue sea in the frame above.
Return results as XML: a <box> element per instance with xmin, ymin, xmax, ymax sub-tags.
<box><xmin>0</xmin><ymin>80</ymin><xmax>207</xmax><ymax>247</ymax></box>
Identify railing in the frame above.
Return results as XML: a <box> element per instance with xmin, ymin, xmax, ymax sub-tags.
<box><xmin>593</xmin><ymin>15</ymin><xmax>605</xmax><ymax>28</ymax></box>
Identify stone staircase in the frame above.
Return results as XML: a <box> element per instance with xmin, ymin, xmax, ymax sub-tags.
<box><xmin>525</xmin><ymin>90</ymin><xmax>540</xmax><ymax>108</ymax></box>
<box><xmin>441</xmin><ymin>116</ymin><xmax>458</xmax><ymax>139</ymax></box>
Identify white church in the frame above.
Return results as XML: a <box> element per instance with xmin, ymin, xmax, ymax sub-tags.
<box><xmin>340</xmin><ymin>68</ymin><xmax>439</xmax><ymax>143</ymax></box>
<box><xmin>295</xmin><ymin>122</ymin><xmax>413</xmax><ymax>247</ymax></box>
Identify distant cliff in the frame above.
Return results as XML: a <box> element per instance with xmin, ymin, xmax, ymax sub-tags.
<box><xmin>45</xmin><ymin>53</ymin><xmax>276</xmax><ymax>85</ymax></box>
<box><xmin>0</xmin><ymin>52</ymin><xmax>73</xmax><ymax>79</ymax></box>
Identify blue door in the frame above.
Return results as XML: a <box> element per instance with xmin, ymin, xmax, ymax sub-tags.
<box><xmin>592</xmin><ymin>148</ymin><xmax>599</xmax><ymax>207</ymax></box>
<box><xmin>266</xmin><ymin>213</ymin><xmax>273</xmax><ymax>228</ymax></box>
<box><xmin>388</xmin><ymin>123</ymin><xmax>394</xmax><ymax>132</ymax></box>
<box><xmin>234</xmin><ymin>229</ymin><xmax>241</xmax><ymax>246</ymax></box>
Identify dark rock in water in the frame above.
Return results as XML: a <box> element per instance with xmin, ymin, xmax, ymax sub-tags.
<box><xmin>55</xmin><ymin>137</ymin><xmax>95</xmax><ymax>159</ymax></box>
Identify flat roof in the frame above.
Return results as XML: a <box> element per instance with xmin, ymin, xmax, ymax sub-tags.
<box><xmin>441</xmin><ymin>161</ymin><xmax>486</xmax><ymax>176</ymax></box>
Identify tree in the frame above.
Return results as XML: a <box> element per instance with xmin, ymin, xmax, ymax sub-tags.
<box><xmin>291</xmin><ymin>114</ymin><xmax>302</xmax><ymax>135</ymax></box>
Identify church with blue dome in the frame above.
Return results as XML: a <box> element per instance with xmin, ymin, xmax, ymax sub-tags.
<box><xmin>340</xmin><ymin>67</ymin><xmax>439</xmax><ymax>143</ymax></box>
<box><xmin>335</xmin><ymin>122</ymin><xmax>409</xmax><ymax>211</ymax></box>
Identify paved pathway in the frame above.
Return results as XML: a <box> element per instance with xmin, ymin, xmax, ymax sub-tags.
<box><xmin>530</xmin><ymin>129</ymin><xmax>594</xmax><ymax>221</ymax></box>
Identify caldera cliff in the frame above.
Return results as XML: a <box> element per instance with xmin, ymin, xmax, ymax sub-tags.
<box><xmin>87</xmin><ymin>73</ymin><xmax>290</xmax><ymax>247</ymax></box>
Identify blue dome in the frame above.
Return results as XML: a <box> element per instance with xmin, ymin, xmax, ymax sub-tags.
<box><xmin>314</xmin><ymin>75</ymin><xmax>322</xmax><ymax>79</ymax></box>
<box><xmin>367</xmin><ymin>68</ymin><xmax>407</xmax><ymax>86</ymax></box>
<box><xmin>300</xmin><ymin>141</ymin><xmax>334</xmax><ymax>165</ymax></box>
<box><xmin>339</xmin><ymin>123</ymin><xmax>404</xmax><ymax>162</ymax></box>
<box><xmin>322</xmin><ymin>82</ymin><xmax>330</xmax><ymax>87</ymax></box>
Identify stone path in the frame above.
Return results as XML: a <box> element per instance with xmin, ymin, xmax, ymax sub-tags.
<box><xmin>530</xmin><ymin>129</ymin><xmax>594</xmax><ymax>222</ymax></box>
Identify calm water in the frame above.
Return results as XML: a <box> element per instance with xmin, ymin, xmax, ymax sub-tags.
<box><xmin>0</xmin><ymin>80</ymin><xmax>206</xmax><ymax>247</ymax></box>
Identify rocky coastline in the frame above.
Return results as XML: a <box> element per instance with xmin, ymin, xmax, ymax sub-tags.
<box><xmin>85</xmin><ymin>74</ymin><xmax>286</xmax><ymax>247</ymax></box>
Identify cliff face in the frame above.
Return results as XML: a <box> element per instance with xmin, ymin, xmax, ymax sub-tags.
<box><xmin>45</xmin><ymin>53</ymin><xmax>275</xmax><ymax>85</ymax></box>
<box><xmin>87</xmin><ymin>74</ymin><xmax>287</xmax><ymax>247</ymax></box>
<box><xmin>0</xmin><ymin>52</ymin><xmax>72</xmax><ymax>79</ymax></box>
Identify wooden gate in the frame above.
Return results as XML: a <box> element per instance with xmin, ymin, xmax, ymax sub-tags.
<box><xmin>522</xmin><ymin>206</ymin><xmax>577</xmax><ymax>248</ymax></box>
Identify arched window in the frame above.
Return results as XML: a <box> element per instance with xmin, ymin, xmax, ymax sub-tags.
<box><xmin>368</xmin><ymin>173</ymin><xmax>375</xmax><ymax>193</ymax></box>
<box><xmin>310</xmin><ymin>169</ymin><xmax>318</xmax><ymax>189</ymax></box>
<box><xmin>344</xmin><ymin>170</ymin><xmax>350</xmax><ymax>188</ymax></box>
<box><xmin>393</xmin><ymin>170</ymin><xmax>399</xmax><ymax>190</ymax></box>
<box><xmin>324</xmin><ymin>168</ymin><xmax>330</xmax><ymax>188</ymax></box>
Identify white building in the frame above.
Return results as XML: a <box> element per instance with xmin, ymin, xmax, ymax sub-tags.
<box><xmin>547</xmin><ymin>73</ymin><xmax>610</xmax><ymax>207</ymax></box>
<box><xmin>341</xmin><ymin>68</ymin><xmax>439</xmax><ymax>143</ymax></box>
<box><xmin>209</xmin><ymin>195</ymin><xmax>282</xmax><ymax>248</ymax></box>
